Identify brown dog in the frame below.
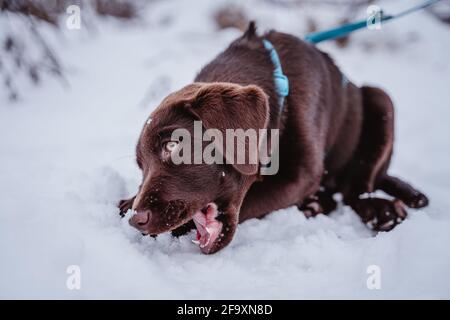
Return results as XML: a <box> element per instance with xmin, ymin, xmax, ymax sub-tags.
<box><xmin>118</xmin><ymin>23</ymin><xmax>428</xmax><ymax>254</ymax></box>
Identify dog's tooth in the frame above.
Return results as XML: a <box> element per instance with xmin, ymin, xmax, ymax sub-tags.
<box><xmin>191</xmin><ymin>239</ymin><xmax>200</xmax><ymax>245</ymax></box>
<box><xmin>205</xmin><ymin>227</ymin><xmax>213</xmax><ymax>235</ymax></box>
<box><xmin>200</xmin><ymin>240</ymin><xmax>210</xmax><ymax>248</ymax></box>
<box><xmin>199</xmin><ymin>233</ymin><xmax>211</xmax><ymax>248</ymax></box>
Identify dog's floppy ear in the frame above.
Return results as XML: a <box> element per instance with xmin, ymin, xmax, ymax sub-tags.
<box><xmin>184</xmin><ymin>82</ymin><xmax>269</xmax><ymax>175</ymax></box>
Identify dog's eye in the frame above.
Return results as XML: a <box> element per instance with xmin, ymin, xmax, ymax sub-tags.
<box><xmin>164</xmin><ymin>141</ymin><xmax>178</xmax><ymax>153</ymax></box>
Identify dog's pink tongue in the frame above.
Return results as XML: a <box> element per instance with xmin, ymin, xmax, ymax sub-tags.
<box><xmin>192</xmin><ymin>203</ymin><xmax>223</xmax><ymax>253</ymax></box>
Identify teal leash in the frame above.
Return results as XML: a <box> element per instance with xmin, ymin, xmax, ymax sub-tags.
<box><xmin>263</xmin><ymin>0</ymin><xmax>442</xmax><ymax>111</ymax></box>
<box><xmin>304</xmin><ymin>0</ymin><xmax>442</xmax><ymax>44</ymax></box>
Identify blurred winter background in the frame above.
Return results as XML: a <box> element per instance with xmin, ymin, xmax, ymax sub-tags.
<box><xmin>1</xmin><ymin>0</ymin><xmax>450</xmax><ymax>299</ymax></box>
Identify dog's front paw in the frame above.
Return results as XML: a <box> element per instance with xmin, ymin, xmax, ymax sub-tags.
<box><xmin>298</xmin><ymin>200</ymin><xmax>323</xmax><ymax>218</ymax></box>
<box><xmin>352</xmin><ymin>198</ymin><xmax>407</xmax><ymax>231</ymax></box>
<box><xmin>171</xmin><ymin>220</ymin><xmax>195</xmax><ymax>237</ymax></box>
<box><xmin>298</xmin><ymin>190</ymin><xmax>337</xmax><ymax>218</ymax></box>
<box><xmin>117</xmin><ymin>196</ymin><xmax>135</xmax><ymax>217</ymax></box>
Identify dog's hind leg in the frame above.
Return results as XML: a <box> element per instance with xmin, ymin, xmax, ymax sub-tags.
<box><xmin>378</xmin><ymin>175</ymin><xmax>429</xmax><ymax>208</ymax></box>
<box><xmin>341</xmin><ymin>86</ymin><xmax>428</xmax><ymax>231</ymax></box>
<box><xmin>341</xmin><ymin>86</ymin><xmax>395</xmax><ymax>197</ymax></box>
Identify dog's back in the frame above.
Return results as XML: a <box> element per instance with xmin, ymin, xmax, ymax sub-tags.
<box><xmin>196</xmin><ymin>27</ymin><xmax>364</xmax><ymax>213</ymax></box>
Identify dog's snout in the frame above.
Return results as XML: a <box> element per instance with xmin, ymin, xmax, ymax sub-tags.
<box><xmin>129</xmin><ymin>210</ymin><xmax>151</xmax><ymax>228</ymax></box>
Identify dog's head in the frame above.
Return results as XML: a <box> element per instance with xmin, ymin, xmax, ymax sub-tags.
<box><xmin>129</xmin><ymin>82</ymin><xmax>269</xmax><ymax>253</ymax></box>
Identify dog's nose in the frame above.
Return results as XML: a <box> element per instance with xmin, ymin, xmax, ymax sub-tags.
<box><xmin>129</xmin><ymin>210</ymin><xmax>151</xmax><ymax>229</ymax></box>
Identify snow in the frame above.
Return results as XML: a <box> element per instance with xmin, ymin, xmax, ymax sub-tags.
<box><xmin>1</xmin><ymin>0</ymin><xmax>450</xmax><ymax>299</ymax></box>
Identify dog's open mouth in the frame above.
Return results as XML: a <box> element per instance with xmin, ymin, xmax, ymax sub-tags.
<box><xmin>191</xmin><ymin>203</ymin><xmax>223</xmax><ymax>253</ymax></box>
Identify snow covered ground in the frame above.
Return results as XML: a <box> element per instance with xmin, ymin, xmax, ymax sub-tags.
<box><xmin>1</xmin><ymin>0</ymin><xmax>450</xmax><ymax>299</ymax></box>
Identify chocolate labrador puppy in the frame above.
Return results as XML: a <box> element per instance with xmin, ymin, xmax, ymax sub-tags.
<box><xmin>118</xmin><ymin>23</ymin><xmax>428</xmax><ymax>254</ymax></box>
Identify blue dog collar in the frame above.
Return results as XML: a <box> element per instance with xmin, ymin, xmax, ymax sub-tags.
<box><xmin>263</xmin><ymin>39</ymin><xmax>289</xmax><ymax>113</ymax></box>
